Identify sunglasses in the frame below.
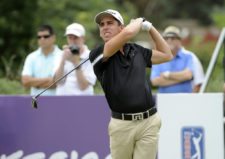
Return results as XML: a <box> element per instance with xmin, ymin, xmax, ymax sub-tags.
<box><xmin>37</xmin><ymin>35</ymin><xmax>51</xmax><ymax>39</ymax></box>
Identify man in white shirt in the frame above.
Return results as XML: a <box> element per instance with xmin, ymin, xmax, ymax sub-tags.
<box><xmin>54</xmin><ymin>23</ymin><xmax>96</xmax><ymax>95</ymax></box>
<box><xmin>21</xmin><ymin>24</ymin><xmax>62</xmax><ymax>95</ymax></box>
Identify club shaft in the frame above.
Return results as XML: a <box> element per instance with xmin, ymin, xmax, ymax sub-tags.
<box><xmin>34</xmin><ymin>58</ymin><xmax>90</xmax><ymax>98</ymax></box>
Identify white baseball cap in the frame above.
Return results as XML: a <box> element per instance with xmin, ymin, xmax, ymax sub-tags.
<box><xmin>163</xmin><ymin>26</ymin><xmax>181</xmax><ymax>39</ymax></box>
<box><xmin>65</xmin><ymin>23</ymin><xmax>85</xmax><ymax>37</ymax></box>
<box><xmin>94</xmin><ymin>9</ymin><xmax>124</xmax><ymax>25</ymax></box>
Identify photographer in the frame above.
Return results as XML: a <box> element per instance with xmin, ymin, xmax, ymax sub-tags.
<box><xmin>54</xmin><ymin>23</ymin><xmax>96</xmax><ymax>95</ymax></box>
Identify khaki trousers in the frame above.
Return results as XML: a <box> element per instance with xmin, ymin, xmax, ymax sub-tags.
<box><xmin>108</xmin><ymin>112</ymin><xmax>161</xmax><ymax>159</ymax></box>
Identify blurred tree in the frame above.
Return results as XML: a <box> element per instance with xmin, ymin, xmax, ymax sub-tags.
<box><xmin>0</xmin><ymin>0</ymin><xmax>38</xmax><ymax>79</ymax></box>
<box><xmin>0</xmin><ymin>0</ymin><xmax>136</xmax><ymax>80</ymax></box>
<box><xmin>33</xmin><ymin>0</ymin><xmax>136</xmax><ymax>48</ymax></box>
<box><xmin>212</xmin><ymin>7</ymin><xmax>225</xmax><ymax>29</ymax></box>
<box><xmin>116</xmin><ymin>0</ymin><xmax>224</xmax><ymax>26</ymax></box>
<box><xmin>0</xmin><ymin>0</ymin><xmax>224</xmax><ymax>94</ymax></box>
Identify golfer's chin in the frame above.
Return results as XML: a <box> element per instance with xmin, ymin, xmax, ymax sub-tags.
<box><xmin>102</xmin><ymin>36</ymin><xmax>112</xmax><ymax>42</ymax></box>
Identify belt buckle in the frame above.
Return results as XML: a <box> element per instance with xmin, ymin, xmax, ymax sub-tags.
<box><xmin>132</xmin><ymin>112</ymin><xmax>144</xmax><ymax>120</ymax></box>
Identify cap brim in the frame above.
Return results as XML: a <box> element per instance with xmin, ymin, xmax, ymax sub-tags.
<box><xmin>65</xmin><ymin>30</ymin><xmax>82</xmax><ymax>37</ymax></box>
<box><xmin>95</xmin><ymin>12</ymin><xmax>113</xmax><ymax>24</ymax></box>
<box><xmin>163</xmin><ymin>33</ymin><xmax>181</xmax><ymax>39</ymax></box>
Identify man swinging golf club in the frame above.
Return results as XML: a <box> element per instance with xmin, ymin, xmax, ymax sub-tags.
<box><xmin>31</xmin><ymin>9</ymin><xmax>173</xmax><ymax>159</ymax></box>
<box><xmin>89</xmin><ymin>9</ymin><xmax>173</xmax><ymax>159</ymax></box>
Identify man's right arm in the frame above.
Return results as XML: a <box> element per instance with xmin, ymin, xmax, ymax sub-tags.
<box><xmin>21</xmin><ymin>75</ymin><xmax>55</xmax><ymax>88</ymax></box>
<box><xmin>151</xmin><ymin>69</ymin><xmax>192</xmax><ymax>87</ymax></box>
<box><xmin>151</xmin><ymin>77</ymin><xmax>179</xmax><ymax>87</ymax></box>
<box><xmin>53</xmin><ymin>58</ymin><xmax>65</xmax><ymax>83</ymax></box>
<box><xmin>21</xmin><ymin>52</ymin><xmax>56</xmax><ymax>89</ymax></box>
<box><xmin>103</xmin><ymin>18</ymin><xmax>143</xmax><ymax>59</ymax></box>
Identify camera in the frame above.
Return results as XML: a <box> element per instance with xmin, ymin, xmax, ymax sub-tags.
<box><xmin>69</xmin><ymin>45</ymin><xmax>80</xmax><ymax>55</ymax></box>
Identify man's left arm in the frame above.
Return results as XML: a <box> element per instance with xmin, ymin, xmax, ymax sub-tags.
<box><xmin>75</xmin><ymin>68</ymin><xmax>91</xmax><ymax>90</ymax></box>
<box><xmin>162</xmin><ymin>68</ymin><xmax>193</xmax><ymax>82</ymax></box>
<box><xmin>151</xmin><ymin>75</ymin><xmax>185</xmax><ymax>87</ymax></box>
<box><xmin>141</xmin><ymin>20</ymin><xmax>173</xmax><ymax>64</ymax></box>
<box><xmin>70</xmin><ymin>55</ymin><xmax>91</xmax><ymax>90</ymax></box>
<box><xmin>76</xmin><ymin>61</ymin><xmax>97</xmax><ymax>90</ymax></box>
<box><xmin>162</xmin><ymin>53</ymin><xmax>194</xmax><ymax>83</ymax></box>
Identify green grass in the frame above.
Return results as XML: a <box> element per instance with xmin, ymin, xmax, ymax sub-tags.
<box><xmin>187</xmin><ymin>37</ymin><xmax>224</xmax><ymax>92</ymax></box>
<box><xmin>94</xmin><ymin>80</ymin><xmax>104</xmax><ymax>95</ymax></box>
<box><xmin>0</xmin><ymin>78</ymin><xmax>28</xmax><ymax>95</ymax></box>
<box><xmin>205</xmin><ymin>50</ymin><xmax>224</xmax><ymax>92</ymax></box>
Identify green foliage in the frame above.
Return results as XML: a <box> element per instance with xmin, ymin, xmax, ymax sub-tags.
<box><xmin>0</xmin><ymin>0</ymin><xmax>137</xmax><ymax>94</ymax></box>
<box><xmin>0</xmin><ymin>78</ymin><xmax>28</xmax><ymax>94</ymax></box>
<box><xmin>33</xmin><ymin>0</ymin><xmax>136</xmax><ymax>49</ymax></box>
<box><xmin>0</xmin><ymin>0</ymin><xmax>224</xmax><ymax>94</ymax></box>
<box><xmin>121</xmin><ymin>0</ymin><xmax>224</xmax><ymax>26</ymax></box>
<box><xmin>1</xmin><ymin>54</ymin><xmax>24</xmax><ymax>80</ymax></box>
<box><xmin>212</xmin><ymin>8</ymin><xmax>225</xmax><ymax>29</ymax></box>
<box><xmin>187</xmin><ymin>38</ymin><xmax>216</xmax><ymax>71</ymax></box>
<box><xmin>0</xmin><ymin>0</ymin><xmax>38</xmax><ymax>79</ymax></box>
<box><xmin>186</xmin><ymin>36</ymin><xmax>224</xmax><ymax>92</ymax></box>
<box><xmin>205</xmin><ymin>48</ymin><xmax>224</xmax><ymax>92</ymax></box>
<box><xmin>94</xmin><ymin>81</ymin><xmax>104</xmax><ymax>95</ymax></box>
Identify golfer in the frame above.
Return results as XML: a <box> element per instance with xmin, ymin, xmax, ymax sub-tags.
<box><xmin>89</xmin><ymin>9</ymin><xmax>173</xmax><ymax>159</ymax></box>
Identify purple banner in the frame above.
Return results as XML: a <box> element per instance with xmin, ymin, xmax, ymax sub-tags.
<box><xmin>0</xmin><ymin>96</ymin><xmax>111</xmax><ymax>159</ymax></box>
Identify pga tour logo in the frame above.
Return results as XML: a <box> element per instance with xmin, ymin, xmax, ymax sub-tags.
<box><xmin>181</xmin><ymin>127</ymin><xmax>205</xmax><ymax>159</ymax></box>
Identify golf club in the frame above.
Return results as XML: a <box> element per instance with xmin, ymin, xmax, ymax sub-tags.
<box><xmin>31</xmin><ymin>58</ymin><xmax>90</xmax><ymax>109</ymax></box>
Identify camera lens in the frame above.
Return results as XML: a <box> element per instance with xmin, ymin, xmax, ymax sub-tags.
<box><xmin>69</xmin><ymin>45</ymin><xmax>80</xmax><ymax>55</ymax></box>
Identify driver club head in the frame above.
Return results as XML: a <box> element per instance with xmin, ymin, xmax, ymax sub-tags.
<box><xmin>32</xmin><ymin>96</ymin><xmax>38</xmax><ymax>109</ymax></box>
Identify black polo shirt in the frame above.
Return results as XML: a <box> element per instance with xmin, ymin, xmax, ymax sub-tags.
<box><xmin>90</xmin><ymin>43</ymin><xmax>155</xmax><ymax>113</ymax></box>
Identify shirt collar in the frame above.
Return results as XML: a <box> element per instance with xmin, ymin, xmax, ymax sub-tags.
<box><xmin>175</xmin><ymin>48</ymin><xmax>183</xmax><ymax>58</ymax></box>
<box><xmin>121</xmin><ymin>43</ymin><xmax>135</xmax><ymax>58</ymax></box>
<box><xmin>38</xmin><ymin>45</ymin><xmax>58</xmax><ymax>56</ymax></box>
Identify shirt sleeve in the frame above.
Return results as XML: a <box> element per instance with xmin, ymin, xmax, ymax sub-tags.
<box><xmin>53</xmin><ymin>50</ymin><xmax>63</xmax><ymax>73</ymax></box>
<box><xmin>143</xmin><ymin>48</ymin><xmax>152</xmax><ymax>67</ymax></box>
<box><xmin>89</xmin><ymin>44</ymin><xmax>106</xmax><ymax>81</ymax></box>
<box><xmin>150</xmin><ymin>64</ymin><xmax>161</xmax><ymax>80</ymax></box>
<box><xmin>186</xmin><ymin>54</ymin><xmax>194</xmax><ymax>74</ymax></box>
<box><xmin>82</xmin><ymin>60</ymin><xmax>97</xmax><ymax>85</ymax></box>
<box><xmin>134</xmin><ymin>44</ymin><xmax>152</xmax><ymax>67</ymax></box>
<box><xmin>89</xmin><ymin>44</ymin><xmax>104</xmax><ymax>64</ymax></box>
<box><xmin>21</xmin><ymin>54</ymin><xmax>33</xmax><ymax>76</ymax></box>
<box><xmin>191</xmin><ymin>54</ymin><xmax>204</xmax><ymax>85</ymax></box>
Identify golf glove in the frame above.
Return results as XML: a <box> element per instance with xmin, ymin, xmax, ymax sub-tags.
<box><xmin>141</xmin><ymin>20</ymin><xmax>152</xmax><ymax>32</ymax></box>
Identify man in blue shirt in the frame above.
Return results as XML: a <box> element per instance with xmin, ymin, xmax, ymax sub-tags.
<box><xmin>151</xmin><ymin>26</ymin><xmax>194</xmax><ymax>93</ymax></box>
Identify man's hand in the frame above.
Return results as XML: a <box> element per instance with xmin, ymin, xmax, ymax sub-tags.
<box><xmin>161</xmin><ymin>71</ymin><xmax>170</xmax><ymax>79</ymax></box>
<box><xmin>141</xmin><ymin>20</ymin><xmax>152</xmax><ymax>31</ymax></box>
<box><xmin>62</xmin><ymin>45</ymin><xmax>80</xmax><ymax>65</ymax></box>
<box><xmin>129</xmin><ymin>18</ymin><xmax>144</xmax><ymax>25</ymax></box>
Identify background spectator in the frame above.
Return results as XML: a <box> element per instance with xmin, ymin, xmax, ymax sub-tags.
<box><xmin>150</xmin><ymin>26</ymin><xmax>195</xmax><ymax>93</ymax></box>
<box><xmin>21</xmin><ymin>24</ymin><xmax>62</xmax><ymax>95</ymax></box>
<box><xmin>189</xmin><ymin>49</ymin><xmax>205</xmax><ymax>92</ymax></box>
<box><xmin>54</xmin><ymin>23</ymin><xmax>96</xmax><ymax>95</ymax></box>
